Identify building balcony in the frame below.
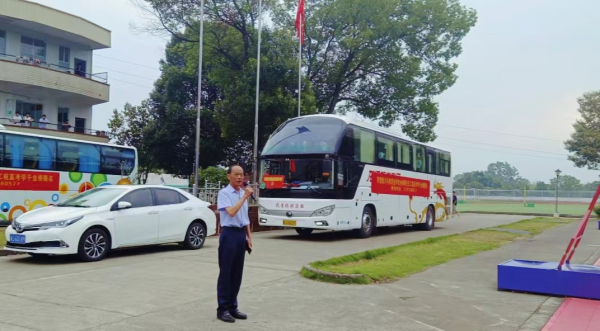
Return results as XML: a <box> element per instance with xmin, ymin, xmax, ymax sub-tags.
<box><xmin>0</xmin><ymin>119</ymin><xmax>109</xmax><ymax>143</ymax></box>
<box><xmin>0</xmin><ymin>0</ymin><xmax>110</xmax><ymax>50</ymax></box>
<box><xmin>0</xmin><ymin>53</ymin><xmax>109</xmax><ymax>107</ymax></box>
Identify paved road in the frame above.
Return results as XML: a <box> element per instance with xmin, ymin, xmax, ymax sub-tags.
<box><xmin>0</xmin><ymin>214</ymin><xmax>596</xmax><ymax>331</ymax></box>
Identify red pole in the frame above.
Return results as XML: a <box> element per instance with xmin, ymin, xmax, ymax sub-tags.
<box><xmin>557</xmin><ymin>183</ymin><xmax>600</xmax><ymax>269</ymax></box>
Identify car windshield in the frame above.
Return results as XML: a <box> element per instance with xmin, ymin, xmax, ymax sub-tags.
<box><xmin>57</xmin><ymin>188</ymin><xmax>127</xmax><ymax>208</ymax></box>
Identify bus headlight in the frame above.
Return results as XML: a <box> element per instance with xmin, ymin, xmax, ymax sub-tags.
<box><xmin>310</xmin><ymin>205</ymin><xmax>335</xmax><ymax>217</ymax></box>
<box><xmin>259</xmin><ymin>205</ymin><xmax>270</xmax><ymax>215</ymax></box>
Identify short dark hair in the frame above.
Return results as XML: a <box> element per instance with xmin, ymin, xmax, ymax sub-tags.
<box><xmin>227</xmin><ymin>164</ymin><xmax>244</xmax><ymax>174</ymax></box>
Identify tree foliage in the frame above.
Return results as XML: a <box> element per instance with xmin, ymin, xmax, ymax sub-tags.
<box><xmin>107</xmin><ymin>102</ymin><xmax>157</xmax><ymax>184</ymax></box>
<box><xmin>275</xmin><ymin>0</ymin><xmax>477</xmax><ymax>141</ymax></box>
<box><xmin>565</xmin><ymin>90</ymin><xmax>600</xmax><ymax>170</ymax></box>
<box><xmin>133</xmin><ymin>0</ymin><xmax>317</xmax><ymax>175</ymax></box>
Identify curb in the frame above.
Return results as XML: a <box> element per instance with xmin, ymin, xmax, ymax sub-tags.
<box><xmin>462</xmin><ymin>211</ymin><xmax>583</xmax><ymax>218</ymax></box>
<box><xmin>302</xmin><ymin>264</ymin><xmax>366</xmax><ymax>280</ymax></box>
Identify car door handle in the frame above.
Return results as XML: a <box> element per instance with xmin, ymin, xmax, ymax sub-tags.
<box><xmin>148</xmin><ymin>211</ymin><xmax>159</xmax><ymax>215</ymax></box>
<box><xmin>184</xmin><ymin>207</ymin><xmax>193</xmax><ymax>211</ymax></box>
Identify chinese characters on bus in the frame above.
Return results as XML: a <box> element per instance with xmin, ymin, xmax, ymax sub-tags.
<box><xmin>0</xmin><ymin>170</ymin><xmax>60</xmax><ymax>191</ymax></box>
<box><xmin>370</xmin><ymin>171</ymin><xmax>430</xmax><ymax>197</ymax></box>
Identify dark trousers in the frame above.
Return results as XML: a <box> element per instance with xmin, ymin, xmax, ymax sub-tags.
<box><xmin>217</xmin><ymin>226</ymin><xmax>247</xmax><ymax>313</ymax></box>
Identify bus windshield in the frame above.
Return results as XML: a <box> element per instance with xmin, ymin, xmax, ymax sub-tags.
<box><xmin>260</xmin><ymin>159</ymin><xmax>334</xmax><ymax>190</ymax></box>
<box><xmin>261</xmin><ymin>116</ymin><xmax>346</xmax><ymax>156</ymax></box>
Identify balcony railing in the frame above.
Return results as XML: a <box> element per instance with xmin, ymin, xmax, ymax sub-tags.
<box><xmin>0</xmin><ymin>117</ymin><xmax>110</xmax><ymax>139</ymax></box>
<box><xmin>0</xmin><ymin>52</ymin><xmax>108</xmax><ymax>84</ymax></box>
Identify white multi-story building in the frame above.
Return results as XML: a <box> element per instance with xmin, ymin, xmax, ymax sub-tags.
<box><xmin>0</xmin><ymin>0</ymin><xmax>110</xmax><ymax>143</ymax></box>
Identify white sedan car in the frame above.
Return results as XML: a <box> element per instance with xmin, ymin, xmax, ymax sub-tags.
<box><xmin>4</xmin><ymin>185</ymin><xmax>217</xmax><ymax>262</ymax></box>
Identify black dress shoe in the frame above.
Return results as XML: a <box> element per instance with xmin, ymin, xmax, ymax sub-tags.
<box><xmin>217</xmin><ymin>311</ymin><xmax>236</xmax><ymax>323</ymax></box>
<box><xmin>229</xmin><ymin>309</ymin><xmax>248</xmax><ymax>320</ymax></box>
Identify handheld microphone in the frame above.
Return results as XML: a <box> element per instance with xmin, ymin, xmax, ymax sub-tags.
<box><xmin>244</xmin><ymin>181</ymin><xmax>257</xmax><ymax>202</ymax></box>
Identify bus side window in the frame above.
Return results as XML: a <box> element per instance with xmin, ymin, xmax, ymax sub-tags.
<box><xmin>101</xmin><ymin>147</ymin><xmax>135</xmax><ymax>175</ymax></box>
<box><xmin>414</xmin><ymin>145</ymin><xmax>426</xmax><ymax>172</ymax></box>
<box><xmin>56</xmin><ymin>141</ymin><xmax>80</xmax><ymax>172</ymax></box>
<box><xmin>4</xmin><ymin>134</ymin><xmax>39</xmax><ymax>169</ymax></box>
<box><xmin>0</xmin><ymin>133</ymin><xmax>3</xmax><ymax>166</ymax></box>
<box><xmin>376</xmin><ymin>135</ymin><xmax>395</xmax><ymax>168</ymax></box>
<box><xmin>397</xmin><ymin>141</ymin><xmax>412</xmax><ymax>170</ymax></box>
<box><xmin>426</xmin><ymin>149</ymin><xmax>436</xmax><ymax>174</ymax></box>
<box><xmin>437</xmin><ymin>152</ymin><xmax>451</xmax><ymax>177</ymax></box>
<box><xmin>79</xmin><ymin>144</ymin><xmax>100</xmax><ymax>173</ymax></box>
<box><xmin>39</xmin><ymin>138</ymin><xmax>55</xmax><ymax>170</ymax></box>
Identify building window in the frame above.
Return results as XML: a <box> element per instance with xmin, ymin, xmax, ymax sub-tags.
<box><xmin>59</xmin><ymin>46</ymin><xmax>70</xmax><ymax>69</ymax></box>
<box><xmin>58</xmin><ymin>107</ymin><xmax>69</xmax><ymax>124</ymax></box>
<box><xmin>21</xmin><ymin>36</ymin><xmax>46</xmax><ymax>62</ymax></box>
<box><xmin>0</xmin><ymin>30</ymin><xmax>6</xmax><ymax>55</ymax></box>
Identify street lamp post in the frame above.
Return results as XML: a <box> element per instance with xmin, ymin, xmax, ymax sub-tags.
<box><xmin>555</xmin><ymin>169</ymin><xmax>562</xmax><ymax>217</ymax></box>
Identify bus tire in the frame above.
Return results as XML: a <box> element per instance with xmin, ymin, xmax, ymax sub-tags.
<box><xmin>295</xmin><ymin>228</ymin><xmax>313</xmax><ymax>237</ymax></box>
<box><xmin>416</xmin><ymin>206</ymin><xmax>435</xmax><ymax>231</ymax></box>
<box><xmin>356</xmin><ymin>206</ymin><xmax>375</xmax><ymax>238</ymax></box>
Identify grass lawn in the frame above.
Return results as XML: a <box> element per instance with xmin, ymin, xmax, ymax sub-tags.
<box><xmin>303</xmin><ymin>217</ymin><xmax>573</xmax><ymax>284</ymax></box>
<box><xmin>0</xmin><ymin>227</ymin><xmax>6</xmax><ymax>249</ymax></box>
<box><xmin>458</xmin><ymin>201</ymin><xmax>589</xmax><ymax>216</ymax></box>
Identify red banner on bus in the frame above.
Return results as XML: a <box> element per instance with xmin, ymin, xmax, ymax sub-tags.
<box><xmin>262</xmin><ymin>175</ymin><xmax>285</xmax><ymax>189</ymax></box>
<box><xmin>0</xmin><ymin>170</ymin><xmax>60</xmax><ymax>191</ymax></box>
<box><xmin>370</xmin><ymin>172</ymin><xmax>430</xmax><ymax>197</ymax></box>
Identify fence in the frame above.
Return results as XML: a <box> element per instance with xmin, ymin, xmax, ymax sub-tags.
<box><xmin>167</xmin><ymin>183</ymin><xmax>260</xmax><ymax>206</ymax></box>
<box><xmin>458</xmin><ymin>188</ymin><xmax>596</xmax><ymax>204</ymax></box>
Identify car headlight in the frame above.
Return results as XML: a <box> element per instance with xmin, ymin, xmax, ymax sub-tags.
<box><xmin>38</xmin><ymin>216</ymin><xmax>84</xmax><ymax>229</ymax></box>
<box><xmin>258</xmin><ymin>205</ymin><xmax>270</xmax><ymax>215</ymax></box>
<box><xmin>310</xmin><ymin>205</ymin><xmax>335</xmax><ymax>217</ymax></box>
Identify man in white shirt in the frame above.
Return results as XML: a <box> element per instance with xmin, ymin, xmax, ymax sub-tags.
<box><xmin>12</xmin><ymin>112</ymin><xmax>22</xmax><ymax>126</ymax></box>
<box><xmin>23</xmin><ymin>113</ymin><xmax>33</xmax><ymax>127</ymax></box>
<box><xmin>39</xmin><ymin>114</ymin><xmax>50</xmax><ymax>129</ymax></box>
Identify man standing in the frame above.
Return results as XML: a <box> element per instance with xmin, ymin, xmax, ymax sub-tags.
<box><xmin>216</xmin><ymin>165</ymin><xmax>253</xmax><ymax>323</ymax></box>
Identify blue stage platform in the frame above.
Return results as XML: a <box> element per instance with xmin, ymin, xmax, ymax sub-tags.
<box><xmin>498</xmin><ymin>259</ymin><xmax>600</xmax><ymax>300</ymax></box>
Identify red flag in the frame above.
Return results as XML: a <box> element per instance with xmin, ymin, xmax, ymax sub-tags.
<box><xmin>295</xmin><ymin>0</ymin><xmax>305</xmax><ymax>44</ymax></box>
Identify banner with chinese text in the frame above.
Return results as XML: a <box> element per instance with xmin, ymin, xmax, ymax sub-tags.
<box><xmin>0</xmin><ymin>170</ymin><xmax>60</xmax><ymax>191</ymax></box>
<box><xmin>262</xmin><ymin>175</ymin><xmax>285</xmax><ymax>189</ymax></box>
<box><xmin>371</xmin><ymin>172</ymin><xmax>430</xmax><ymax>197</ymax></box>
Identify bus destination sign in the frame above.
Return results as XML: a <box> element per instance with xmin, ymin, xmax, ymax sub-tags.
<box><xmin>0</xmin><ymin>170</ymin><xmax>60</xmax><ymax>191</ymax></box>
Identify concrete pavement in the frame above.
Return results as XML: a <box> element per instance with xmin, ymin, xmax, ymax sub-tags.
<box><xmin>0</xmin><ymin>214</ymin><xmax>597</xmax><ymax>331</ymax></box>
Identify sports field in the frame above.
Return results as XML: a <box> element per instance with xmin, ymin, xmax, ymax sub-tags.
<box><xmin>458</xmin><ymin>200</ymin><xmax>590</xmax><ymax>216</ymax></box>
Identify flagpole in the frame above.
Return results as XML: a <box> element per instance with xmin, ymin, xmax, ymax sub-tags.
<box><xmin>193</xmin><ymin>0</ymin><xmax>205</xmax><ymax>197</ymax></box>
<box><xmin>298</xmin><ymin>15</ymin><xmax>302</xmax><ymax>117</ymax></box>
<box><xmin>252</xmin><ymin>0</ymin><xmax>263</xmax><ymax>185</ymax></box>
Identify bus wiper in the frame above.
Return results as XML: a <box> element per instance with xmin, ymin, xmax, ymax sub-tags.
<box><xmin>308</xmin><ymin>186</ymin><xmax>322</xmax><ymax>195</ymax></box>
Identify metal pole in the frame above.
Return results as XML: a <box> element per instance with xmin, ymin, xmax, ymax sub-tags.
<box><xmin>252</xmin><ymin>0</ymin><xmax>263</xmax><ymax>185</ymax></box>
<box><xmin>555</xmin><ymin>174</ymin><xmax>559</xmax><ymax>214</ymax></box>
<box><xmin>298</xmin><ymin>15</ymin><xmax>302</xmax><ymax>117</ymax></box>
<box><xmin>193</xmin><ymin>0</ymin><xmax>205</xmax><ymax>197</ymax></box>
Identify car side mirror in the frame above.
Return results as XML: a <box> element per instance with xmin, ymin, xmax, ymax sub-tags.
<box><xmin>117</xmin><ymin>201</ymin><xmax>132</xmax><ymax>210</ymax></box>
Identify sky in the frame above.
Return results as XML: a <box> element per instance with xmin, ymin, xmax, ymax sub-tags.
<box><xmin>32</xmin><ymin>0</ymin><xmax>600</xmax><ymax>184</ymax></box>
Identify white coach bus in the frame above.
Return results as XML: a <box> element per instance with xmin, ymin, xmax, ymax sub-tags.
<box><xmin>257</xmin><ymin>114</ymin><xmax>453</xmax><ymax>238</ymax></box>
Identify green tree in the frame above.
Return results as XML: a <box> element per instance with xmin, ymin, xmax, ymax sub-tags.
<box><xmin>565</xmin><ymin>91</ymin><xmax>600</xmax><ymax>170</ymax></box>
<box><xmin>274</xmin><ymin>0</ymin><xmax>477</xmax><ymax>141</ymax></box>
<box><xmin>188</xmin><ymin>166</ymin><xmax>229</xmax><ymax>187</ymax></box>
<box><xmin>108</xmin><ymin>101</ymin><xmax>157</xmax><ymax>184</ymax></box>
<box><xmin>534</xmin><ymin>181</ymin><xmax>549</xmax><ymax>190</ymax></box>
<box><xmin>583</xmin><ymin>181</ymin><xmax>600</xmax><ymax>191</ymax></box>
<box><xmin>134</xmin><ymin>0</ymin><xmax>477</xmax><ymax>143</ymax></box>
<box><xmin>133</xmin><ymin>1</ymin><xmax>317</xmax><ymax>175</ymax></box>
<box><xmin>550</xmin><ymin>174</ymin><xmax>582</xmax><ymax>191</ymax></box>
<box><xmin>484</xmin><ymin>161</ymin><xmax>529</xmax><ymax>189</ymax></box>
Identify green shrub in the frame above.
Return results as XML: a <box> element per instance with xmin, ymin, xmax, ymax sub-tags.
<box><xmin>594</xmin><ymin>205</ymin><xmax>600</xmax><ymax>217</ymax></box>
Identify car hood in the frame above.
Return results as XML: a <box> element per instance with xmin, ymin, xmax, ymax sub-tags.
<box><xmin>15</xmin><ymin>206</ymin><xmax>99</xmax><ymax>225</ymax></box>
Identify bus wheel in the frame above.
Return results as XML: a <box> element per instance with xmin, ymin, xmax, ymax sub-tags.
<box><xmin>356</xmin><ymin>206</ymin><xmax>375</xmax><ymax>238</ymax></box>
<box><xmin>295</xmin><ymin>228</ymin><xmax>313</xmax><ymax>237</ymax></box>
<box><xmin>416</xmin><ymin>206</ymin><xmax>435</xmax><ymax>231</ymax></box>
